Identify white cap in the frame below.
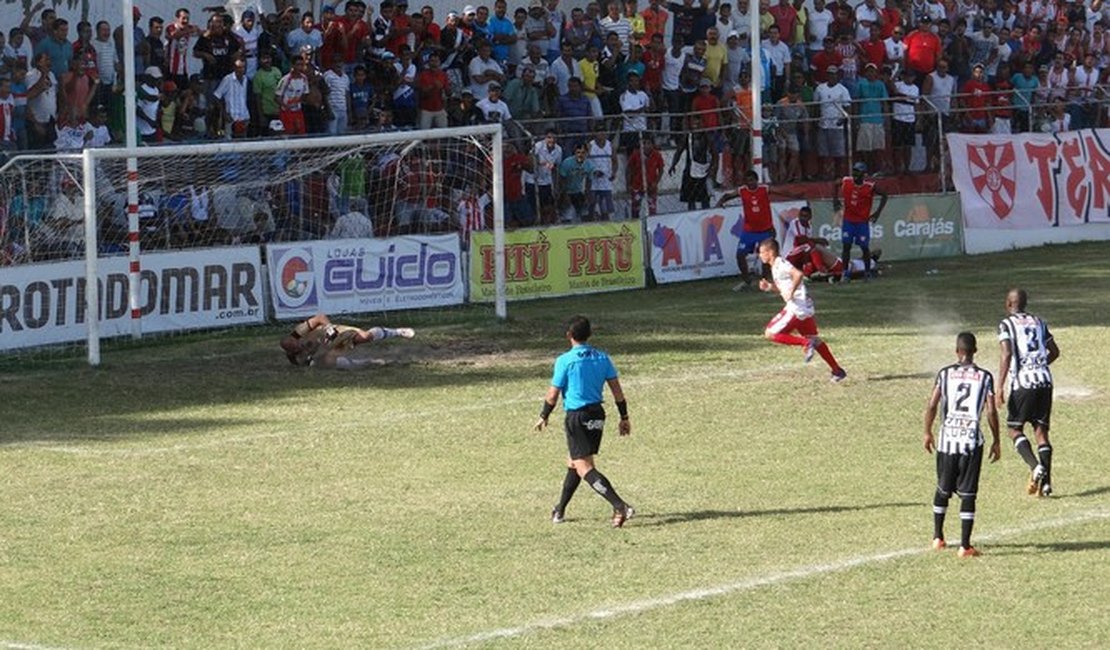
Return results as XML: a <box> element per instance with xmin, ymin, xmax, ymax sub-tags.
<box><xmin>269</xmin><ymin>119</ymin><xmax>285</xmax><ymax>132</ymax></box>
<box><xmin>144</xmin><ymin>66</ymin><xmax>163</xmax><ymax>79</ymax></box>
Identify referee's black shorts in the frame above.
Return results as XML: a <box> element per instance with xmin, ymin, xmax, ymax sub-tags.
<box><xmin>564</xmin><ymin>403</ymin><xmax>606</xmax><ymax>460</ymax></box>
<box><xmin>1007</xmin><ymin>386</ymin><xmax>1053</xmax><ymax>430</ymax></box>
<box><xmin>936</xmin><ymin>446</ymin><xmax>984</xmax><ymax>497</ymax></box>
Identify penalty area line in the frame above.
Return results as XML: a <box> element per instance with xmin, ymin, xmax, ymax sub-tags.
<box><xmin>414</xmin><ymin>508</ymin><xmax>1110</xmax><ymax>649</ymax></box>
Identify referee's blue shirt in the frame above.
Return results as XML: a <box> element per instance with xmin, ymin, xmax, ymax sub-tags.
<box><xmin>551</xmin><ymin>344</ymin><xmax>618</xmax><ymax>411</ymax></box>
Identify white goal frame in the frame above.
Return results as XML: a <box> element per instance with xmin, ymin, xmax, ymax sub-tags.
<box><xmin>81</xmin><ymin>124</ymin><xmax>507</xmax><ymax>366</ymax></box>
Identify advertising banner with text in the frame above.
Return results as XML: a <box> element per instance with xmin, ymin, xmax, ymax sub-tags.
<box><xmin>808</xmin><ymin>194</ymin><xmax>964</xmax><ymax>260</ymax></box>
<box><xmin>0</xmin><ymin>247</ymin><xmax>264</xmax><ymax>351</ymax></box>
<box><xmin>468</xmin><ymin>222</ymin><xmax>644</xmax><ymax>302</ymax></box>
<box><xmin>647</xmin><ymin>202</ymin><xmax>806</xmax><ymax>284</ymax></box>
<box><xmin>948</xmin><ymin>129</ymin><xmax>1110</xmax><ymax>229</ymax></box>
<box><xmin>268</xmin><ymin>235</ymin><xmax>465</xmax><ymax>319</ymax></box>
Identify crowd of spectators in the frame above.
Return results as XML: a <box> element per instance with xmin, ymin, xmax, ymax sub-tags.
<box><xmin>3</xmin><ymin>0</ymin><xmax>1110</xmax><ymax>262</ymax></box>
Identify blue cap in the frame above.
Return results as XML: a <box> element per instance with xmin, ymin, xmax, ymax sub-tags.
<box><xmin>322</xmin><ymin>5</ymin><xmax>336</xmax><ymax>13</ymax></box>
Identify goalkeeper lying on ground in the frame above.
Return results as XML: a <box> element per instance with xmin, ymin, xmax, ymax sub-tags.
<box><xmin>279</xmin><ymin>313</ymin><xmax>415</xmax><ymax>369</ymax></box>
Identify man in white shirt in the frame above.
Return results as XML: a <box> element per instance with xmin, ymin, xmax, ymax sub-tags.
<box><xmin>213</xmin><ymin>56</ymin><xmax>251</xmax><ymax>138</ymax></box>
<box><xmin>232</xmin><ymin>10</ymin><xmax>262</xmax><ymax>79</ymax></box>
<box><xmin>619</xmin><ymin>70</ymin><xmax>650</xmax><ymax>151</ymax></box>
<box><xmin>26</xmin><ymin>51</ymin><xmax>57</xmax><ymax>150</ymax></box>
<box><xmin>549</xmin><ymin>41</ymin><xmax>576</xmax><ymax>95</ymax></box>
<box><xmin>807</xmin><ymin>0</ymin><xmax>834</xmax><ymax>57</ymax></box>
<box><xmin>722</xmin><ymin>31</ymin><xmax>750</xmax><ymax>97</ymax></box>
<box><xmin>468</xmin><ymin>40</ymin><xmax>505</xmax><ymax>97</ymax></box>
<box><xmin>762</xmin><ymin>25</ymin><xmax>791</xmax><ymax>101</ymax></box>
<box><xmin>717</xmin><ymin>3</ymin><xmax>740</xmax><ymax>37</ymax></box>
<box><xmin>527</xmin><ymin>130</ymin><xmax>563</xmax><ymax>224</ymax></box>
<box><xmin>322</xmin><ymin>58</ymin><xmax>352</xmax><ymax>135</ymax></box>
<box><xmin>884</xmin><ymin>25</ymin><xmax>906</xmax><ymax>78</ymax></box>
<box><xmin>1070</xmin><ymin>52</ymin><xmax>1101</xmax><ymax>129</ymax></box>
<box><xmin>475</xmin><ymin>82</ymin><xmax>513</xmax><ymax>122</ymax></box>
<box><xmin>855</xmin><ymin>0</ymin><xmax>881</xmax><ymax>43</ymax></box>
<box><xmin>599</xmin><ymin>2</ymin><xmax>632</xmax><ymax>52</ymax></box>
<box><xmin>733</xmin><ymin>0</ymin><xmax>751</xmax><ymax>39</ymax></box>
<box><xmin>814</xmin><ymin>66</ymin><xmax>851</xmax><ymax>178</ymax></box>
<box><xmin>891</xmin><ymin>67</ymin><xmax>919</xmax><ymax>175</ymax></box>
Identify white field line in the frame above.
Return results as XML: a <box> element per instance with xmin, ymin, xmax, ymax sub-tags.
<box><xmin>414</xmin><ymin>508</ymin><xmax>1110</xmax><ymax>649</ymax></box>
<box><xmin>3</xmin><ymin>351</ymin><xmax>886</xmax><ymax>457</ymax></box>
<box><xmin>1</xmin><ymin>642</ymin><xmax>71</xmax><ymax>650</ymax></box>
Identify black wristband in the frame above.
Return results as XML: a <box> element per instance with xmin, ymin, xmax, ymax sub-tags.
<box><xmin>540</xmin><ymin>401</ymin><xmax>555</xmax><ymax>420</ymax></box>
<box><xmin>616</xmin><ymin>400</ymin><xmax>628</xmax><ymax>419</ymax></box>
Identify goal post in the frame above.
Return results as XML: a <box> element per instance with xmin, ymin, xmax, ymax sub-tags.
<box><xmin>78</xmin><ymin>124</ymin><xmax>507</xmax><ymax>367</ymax></box>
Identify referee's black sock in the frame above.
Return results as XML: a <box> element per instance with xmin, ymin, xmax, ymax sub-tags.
<box><xmin>584</xmin><ymin>469</ymin><xmax>625</xmax><ymax>509</ymax></box>
<box><xmin>933</xmin><ymin>490</ymin><xmax>948</xmax><ymax>541</ymax></box>
<box><xmin>1013</xmin><ymin>434</ymin><xmax>1039</xmax><ymax>470</ymax></box>
<box><xmin>1038</xmin><ymin>444</ymin><xmax>1053</xmax><ymax>481</ymax></box>
<box><xmin>959</xmin><ymin>495</ymin><xmax>976</xmax><ymax>549</ymax></box>
<box><xmin>556</xmin><ymin>468</ymin><xmax>581</xmax><ymax>513</ymax></box>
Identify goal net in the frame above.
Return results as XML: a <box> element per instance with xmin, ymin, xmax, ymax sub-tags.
<box><xmin>0</xmin><ymin>125</ymin><xmax>506</xmax><ymax>365</ymax></box>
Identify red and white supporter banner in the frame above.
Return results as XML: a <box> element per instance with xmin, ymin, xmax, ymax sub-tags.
<box><xmin>647</xmin><ymin>202</ymin><xmax>806</xmax><ymax>284</ymax></box>
<box><xmin>948</xmin><ymin>129</ymin><xmax>1110</xmax><ymax>229</ymax></box>
<box><xmin>267</xmin><ymin>235</ymin><xmax>465</xmax><ymax>319</ymax></box>
<box><xmin>0</xmin><ymin>247</ymin><xmax>265</xmax><ymax>351</ymax></box>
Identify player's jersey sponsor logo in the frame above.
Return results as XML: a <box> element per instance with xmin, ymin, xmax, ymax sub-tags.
<box><xmin>966</xmin><ymin>141</ymin><xmax>1017</xmax><ymax>219</ymax></box>
<box><xmin>272</xmin><ymin>246</ymin><xmax>318</xmax><ymax>310</ymax></box>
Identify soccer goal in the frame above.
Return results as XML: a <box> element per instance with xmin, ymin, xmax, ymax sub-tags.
<box><xmin>0</xmin><ymin>125</ymin><xmax>506</xmax><ymax>365</ymax></box>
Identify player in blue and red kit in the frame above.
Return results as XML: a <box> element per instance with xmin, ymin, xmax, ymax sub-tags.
<box><xmin>719</xmin><ymin>171</ymin><xmax>777</xmax><ymax>291</ymax></box>
<box><xmin>832</xmin><ymin>162</ymin><xmax>887</xmax><ymax>282</ymax></box>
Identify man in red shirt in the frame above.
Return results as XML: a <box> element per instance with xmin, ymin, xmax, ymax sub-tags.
<box><xmin>879</xmin><ymin>3</ymin><xmax>901</xmax><ymax>39</ymax></box>
<box><xmin>641</xmin><ymin>0</ymin><xmax>669</xmax><ymax>48</ymax></box>
<box><xmin>641</xmin><ymin>33</ymin><xmax>665</xmax><ymax>111</ymax></box>
<box><xmin>810</xmin><ymin>37</ymin><xmax>842</xmax><ymax>84</ymax></box>
<box><xmin>959</xmin><ymin>63</ymin><xmax>991</xmax><ymax>133</ymax></box>
<box><xmin>388</xmin><ymin>0</ymin><xmax>412</xmax><ymax>55</ymax></box>
<box><xmin>990</xmin><ymin>62</ymin><xmax>1013</xmax><ymax>134</ymax></box>
<box><xmin>502</xmin><ymin>140</ymin><xmax>535</xmax><ymax>227</ymax></box>
<box><xmin>338</xmin><ymin>1</ymin><xmax>371</xmax><ymax>73</ymax></box>
<box><xmin>903</xmin><ymin>15</ymin><xmax>941</xmax><ymax>79</ymax></box>
<box><xmin>831</xmin><ymin>162</ymin><xmax>887</xmax><ymax>282</ymax></box>
<box><xmin>627</xmin><ymin>136</ymin><xmax>665</xmax><ymax>217</ymax></box>
<box><xmin>718</xmin><ymin>170</ymin><xmax>776</xmax><ymax>291</ymax></box>
<box><xmin>860</xmin><ymin>25</ymin><xmax>885</xmax><ymax>68</ymax></box>
<box><xmin>416</xmin><ymin>51</ymin><xmax>449</xmax><ymax>128</ymax></box>
<box><xmin>769</xmin><ymin>0</ymin><xmax>798</xmax><ymax>46</ymax></box>
<box><xmin>318</xmin><ymin>6</ymin><xmax>347</xmax><ymax>71</ymax></box>
<box><xmin>421</xmin><ymin>5</ymin><xmax>442</xmax><ymax>42</ymax></box>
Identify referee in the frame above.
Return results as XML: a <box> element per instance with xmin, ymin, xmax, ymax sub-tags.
<box><xmin>535</xmin><ymin>315</ymin><xmax>634</xmax><ymax>528</ymax></box>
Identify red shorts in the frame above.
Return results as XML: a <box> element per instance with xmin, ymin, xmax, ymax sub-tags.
<box><xmin>766</xmin><ymin>308</ymin><xmax>818</xmax><ymax>337</ymax></box>
<box><xmin>280</xmin><ymin>109</ymin><xmax>306</xmax><ymax>135</ymax></box>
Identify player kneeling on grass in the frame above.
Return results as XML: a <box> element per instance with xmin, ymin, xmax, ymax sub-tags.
<box><xmin>757</xmin><ymin>239</ymin><xmax>847</xmax><ymax>382</ymax></box>
<box><xmin>535</xmin><ymin>315</ymin><xmax>635</xmax><ymax>528</ymax></box>
<box><xmin>279</xmin><ymin>313</ymin><xmax>415</xmax><ymax>369</ymax></box>
<box><xmin>923</xmin><ymin>332</ymin><xmax>1001</xmax><ymax>557</ymax></box>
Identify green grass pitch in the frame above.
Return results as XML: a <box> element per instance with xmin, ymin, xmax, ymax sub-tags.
<box><xmin>2</xmin><ymin>242</ymin><xmax>1109</xmax><ymax>648</ymax></box>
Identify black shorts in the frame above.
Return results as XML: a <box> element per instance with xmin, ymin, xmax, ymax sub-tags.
<box><xmin>564</xmin><ymin>404</ymin><xmax>606</xmax><ymax>460</ymax></box>
<box><xmin>892</xmin><ymin>120</ymin><xmax>916</xmax><ymax>147</ymax></box>
<box><xmin>1007</xmin><ymin>386</ymin><xmax>1053</xmax><ymax>430</ymax></box>
<box><xmin>936</xmin><ymin>446</ymin><xmax>984</xmax><ymax>497</ymax></box>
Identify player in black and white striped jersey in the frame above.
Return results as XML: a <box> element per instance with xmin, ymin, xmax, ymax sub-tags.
<box><xmin>997</xmin><ymin>289</ymin><xmax>1061</xmax><ymax>497</ymax></box>
<box><xmin>924</xmin><ymin>332</ymin><xmax>1001</xmax><ymax>558</ymax></box>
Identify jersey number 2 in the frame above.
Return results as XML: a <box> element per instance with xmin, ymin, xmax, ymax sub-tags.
<box><xmin>954</xmin><ymin>382</ymin><xmax>972</xmax><ymax>413</ymax></box>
